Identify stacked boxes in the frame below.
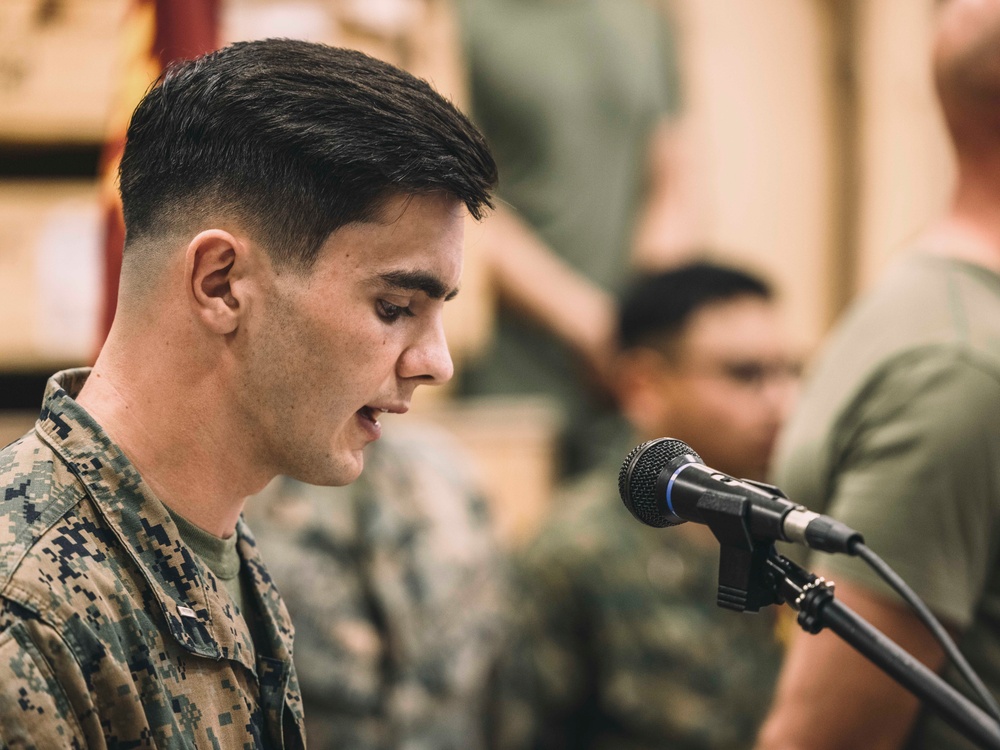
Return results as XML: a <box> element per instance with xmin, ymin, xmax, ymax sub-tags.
<box><xmin>0</xmin><ymin>0</ymin><xmax>124</xmax><ymax>370</ymax></box>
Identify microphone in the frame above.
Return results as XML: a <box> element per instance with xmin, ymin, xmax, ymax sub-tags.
<box><xmin>618</xmin><ymin>437</ymin><xmax>863</xmax><ymax>555</ymax></box>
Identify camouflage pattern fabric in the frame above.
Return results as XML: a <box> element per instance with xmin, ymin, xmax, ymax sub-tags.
<box><xmin>501</xmin><ymin>461</ymin><xmax>783</xmax><ymax>750</ymax></box>
<box><xmin>244</xmin><ymin>421</ymin><xmax>509</xmax><ymax>750</ymax></box>
<box><xmin>0</xmin><ymin>369</ymin><xmax>305</xmax><ymax>749</ymax></box>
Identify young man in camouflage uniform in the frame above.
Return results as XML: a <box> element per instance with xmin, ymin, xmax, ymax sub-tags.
<box><xmin>504</xmin><ymin>262</ymin><xmax>799</xmax><ymax>749</ymax></box>
<box><xmin>0</xmin><ymin>39</ymin><xmax>496</xmax><ymax>748</ymax></box>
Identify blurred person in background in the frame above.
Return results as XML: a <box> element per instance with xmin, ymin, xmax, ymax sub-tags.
<box><xmin>756</xmin><ymin>1</ymin><xmax>1000</xmax><ymax>748</ymax></box>
<box><xmin>503</xmin><ymin>261</ymin><xmax>799</xmax><ymax>749</ymax></box>
<box><xmin>453</xmin><ymin>0</ymin><xmax>702</xmax><ymax>478</ymax></box>
<box><xmin>245</xmin><ymin>423</ymin><xmax>508</xmax><ymax>749</ymax></box>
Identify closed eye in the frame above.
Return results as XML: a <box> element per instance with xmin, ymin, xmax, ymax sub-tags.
<box><xmin>377</xmin><ymin>300</ymin><xmax>415</xmax><ymax>323</ymax></box>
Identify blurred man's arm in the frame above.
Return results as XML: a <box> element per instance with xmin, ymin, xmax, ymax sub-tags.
<box><xmin>632</xmin><ymin>116</ymin><xmax>705</xmax><ymax>270</ymax></box>
<box><xmin>755</xmin><ymin>575</ymin><xmax>948</xmax><ymax>750</ymax></box>
<box><xmin>471</xmin><ymin>205</ymin><xmax>617</xmax><ymax>392</ymax></box>
<box><xmin>472</xmin><ymin>114</ymin><xmax>704</xmax><ymax>393</ymax></box>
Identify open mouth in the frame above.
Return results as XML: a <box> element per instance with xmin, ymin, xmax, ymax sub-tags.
<box><xmin>358</xmin><ymin>406</ymin><xmax>385</xmax><ymax>426</ymax></box>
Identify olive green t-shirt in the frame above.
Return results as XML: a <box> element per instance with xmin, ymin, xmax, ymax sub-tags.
<box><xmin>772</xmin><ymin>253</ymin><xmax>1000</xmax><ymax>750</ymax></box>
<box><xmin>166</xmin><ymin>507</ymin><xmax>255</xmax><ymax>636</ymax></box>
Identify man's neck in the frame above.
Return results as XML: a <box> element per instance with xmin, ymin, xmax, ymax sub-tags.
<box><xmin>76</xmin><ymin>356</ymin><xmax>270</xmax><ymax>538</ymax></box>
<box><xmin>922</xmin><ymin>164</ymin><xmax>1000</xmax><ymax>273</ymax></box>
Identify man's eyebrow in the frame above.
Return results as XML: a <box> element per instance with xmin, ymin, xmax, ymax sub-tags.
<box><xmin>376</xmin><ymin>270</ymin><xmax>459</xmax><ymax>300</ymax></box>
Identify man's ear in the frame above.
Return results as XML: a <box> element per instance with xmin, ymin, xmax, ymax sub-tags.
<box><xmin>185</xmin><ymin>230</ymin><xmax>246</xmax><ymax>335</ymax></box>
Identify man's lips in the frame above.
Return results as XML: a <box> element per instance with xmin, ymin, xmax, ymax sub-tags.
<box><xmin>357</xmin><ymin>404</ymin><xmax>409</xmax><ymax>426</ymax></box>
<box><xmin>357</xmin><ymin>406</ymin><xmax>384</xmax><ymax>425</ymax></box>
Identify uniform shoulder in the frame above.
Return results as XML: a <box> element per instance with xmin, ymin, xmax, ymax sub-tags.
<box><xmin>0</xmin><ymin>429</ymin><xmax>89</xmax><ymax>590</ymax></box>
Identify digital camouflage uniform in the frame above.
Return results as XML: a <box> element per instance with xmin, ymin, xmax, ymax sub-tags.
<box><xmin>503</xmin><ymin>460</ymin><xmax>783</xmax><ymax>750</ymax></box>
<box><xmin>0</xmin><ymin>369</ymin><xmax>305</xmax><ymax>749</ymax></box>
<box><xmin>244</xmin><ymin>421</ymin><xmax>509</xmax><ymax>750</ymax></box>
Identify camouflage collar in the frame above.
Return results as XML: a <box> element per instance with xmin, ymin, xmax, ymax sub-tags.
<box><xmin>32</xmin><ymin>368</ymin><xmax>290</xmax><ymax>673</ymax></box>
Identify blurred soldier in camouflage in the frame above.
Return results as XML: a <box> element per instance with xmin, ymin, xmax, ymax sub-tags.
<box><xmin>504</xmin><ymin>261</ymin><xmax>799</xmax><ymax>749</ymax></box>
<box><xmin>0</xmin><ymin>39</ymin><xmax>495</xmax><ymax>748</ymax></box>
<box><xmin>246</xmin><ymin>422</ymin><xmax>507</xmax><ymax>749</ymax></box>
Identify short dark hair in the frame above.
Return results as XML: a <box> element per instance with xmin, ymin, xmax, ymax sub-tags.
<box><xmin>617</xmin><ymin>260</ymin><xmax>773</xmax><ymax>351</ymax></box>
<box><xmin>119</xmin><ymin>38</ymin><xmax>498</xmax><ymax>267</ymax></box>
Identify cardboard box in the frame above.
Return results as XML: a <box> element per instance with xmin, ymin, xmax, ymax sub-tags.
<box><xmin>0</xmin><ymin>0</ymin><xmax>125</xmax><ymax>143</ymax></box>
<box><xmin>0</xmin><ymin>180</ymin><xmax>102</xmax><ymax>369</ymax></box>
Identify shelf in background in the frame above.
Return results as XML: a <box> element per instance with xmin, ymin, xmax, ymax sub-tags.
<box><xmin>0</xmin><ymin>369</ymin><xmax>58</xmax><ymax>410</ymax></box>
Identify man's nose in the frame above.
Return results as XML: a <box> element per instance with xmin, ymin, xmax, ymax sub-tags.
<box><xmin>398</xmin><ymin>320</ymin><xmax>454</xmax><ymax>385</ymax></box>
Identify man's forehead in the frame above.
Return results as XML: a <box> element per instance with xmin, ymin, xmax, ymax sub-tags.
<box><xmin>680</xmin><ymin>300</ymin><xmax>783</xmax><ymax>352</ymax></box>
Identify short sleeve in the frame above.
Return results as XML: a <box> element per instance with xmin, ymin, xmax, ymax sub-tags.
<box><xmin>812</xmin><ymin>350</ymin><xmax>1000</xmax><ymax>628</ymax></box>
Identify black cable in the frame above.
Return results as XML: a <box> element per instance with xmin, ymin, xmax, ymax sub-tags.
<box><xmin>853</xmin><ymin>541</ymin><xmax>1000</xmax><ymax>725</ymax></box>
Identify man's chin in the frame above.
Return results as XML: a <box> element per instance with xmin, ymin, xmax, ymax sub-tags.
<box><xmin>290</xmin><ymin>451</ymin><xmax>365</xmax><ymax>487</ymax></box>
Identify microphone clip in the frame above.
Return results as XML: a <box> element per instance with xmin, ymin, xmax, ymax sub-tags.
<box><xmin>694</xmin><ymin>488</ymin><xmax>783</xmax><ymax>613</ymax></box>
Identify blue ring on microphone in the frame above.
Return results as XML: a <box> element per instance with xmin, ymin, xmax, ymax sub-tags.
<box><xmin>665</xmin><ymin>462</ymin><xmax>694</xmax><ymax>520</ymax></box>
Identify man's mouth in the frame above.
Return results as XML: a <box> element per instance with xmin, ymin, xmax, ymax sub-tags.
<box><xmin>358</xmin><ymin>406</ymin><xmax>385</xmax><ymax>426</ymax></box>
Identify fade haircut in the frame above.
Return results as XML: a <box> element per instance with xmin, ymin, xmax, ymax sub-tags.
<box><xmin>119</xmin><ymin>38</ymin><xmax>498</xmax><ymax>268</ymax></box>
<box><xmin>617</xmin><ymin>260</ymin><xmax>773</xmax><ymax>353</ymax></box>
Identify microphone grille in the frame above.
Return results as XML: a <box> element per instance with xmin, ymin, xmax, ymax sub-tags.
<box><xmin>618</xmin><ymin>438</ymin><xmax>701</xmax><ymax>527</ymax></box>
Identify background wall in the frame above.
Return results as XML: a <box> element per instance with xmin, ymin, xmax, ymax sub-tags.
<box><xmin>672</xmin><ymin>0</ymin><xmax>953</xmax><ymax>355</ymax></box>
<box><xmin>853</xmin><ymin>0</ymin><xmax>954</xmax><ymax>291</ymax></box>
<box><xmin>674</xmin><ymin>0</ymin><xmax>837</xmax><ymax>353</ymax></box>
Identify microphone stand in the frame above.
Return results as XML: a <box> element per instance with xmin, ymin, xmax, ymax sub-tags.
<box><xmin>698</xmin><ymin>489</ymin><xmax>1000</xmax><ymax>750</ymax></box>
<box><xmin>762</xmin><ymin>551</ymin><xmax>1000</xmax><ymax>750</ymax></box>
